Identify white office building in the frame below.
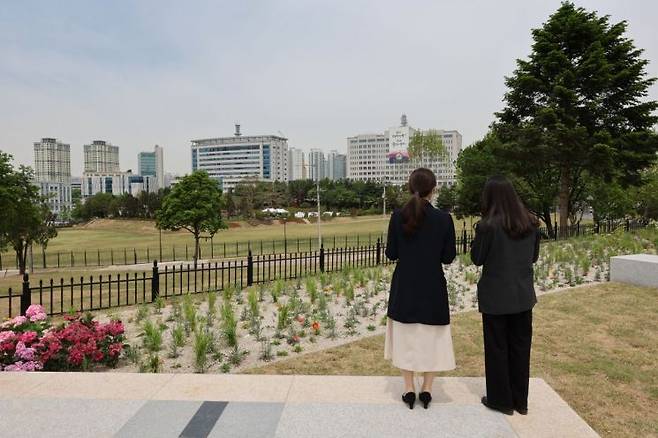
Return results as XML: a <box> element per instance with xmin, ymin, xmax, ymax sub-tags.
<box><xmin>346</xmin><ymin>133</ymin><xmax>389</xmax><ymax>181</ymax></box>
<box><xmin>347</xmin><ymin>115</ymin><xmax>462</xmax><ymax>186</ymax></box>
<box><xmin>33</xmin><ymin>138</ymin><xmax>72</xmax><ymax>217</ymax></box>
<box><xmin>84</xmin><ymin>140</ymin><xmax>120</xmax><ymax>173</ymax></box>
<box><xmin>288</xmin><ymin>147</ymin><xmax>306</xmax><ymax>181</ymax></box>
<box><xmin>82</xmin><ymin>171</ymin><xmax>157</xmax><ymax>198</ymax></box>
<box><xmin>191</xmin><ymin>125</ymin><xmax>288</xmax><ymax>190</ymax></box>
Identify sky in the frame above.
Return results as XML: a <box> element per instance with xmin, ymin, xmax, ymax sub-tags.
<box><xmin>1</xmin><ymin>0</ymin><xmax>657</xmax><ymax>176</ymax></box>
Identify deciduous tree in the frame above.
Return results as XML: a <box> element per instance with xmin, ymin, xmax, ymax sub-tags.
<box><xmin>156</xmin><ymin>171</ymin><xmax>226</xmax><ymax>266</ymax></box>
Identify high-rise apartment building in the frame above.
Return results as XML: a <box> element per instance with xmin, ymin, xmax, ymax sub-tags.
<box><xmin>288</xmin><ymin>147</ymin><xmax>306</xmax><ymax>181</ymax></box>
<box><xmin>33</xmin><ymin>138</ymin><xmax>72</xmax><ymax>216</ymax></box>
<box><xmin>84</xmin><ymin>140</ymin><xmax>120</xmax><ymax>173</ymax></box>
<box><xmin>308</xmin><ymin>149</ymin><xmax>326</xmax><ymax>181</ymax></box>
<box><xmin>34</xmin><ymin>138</ymin><xmax>71</xmax><ymax>184</ymax></box>
<box><xmin>325</xmin><ymin>150</ymin><xmax>347</xmax><ymax>180</ymax></box>
<box><xmin>138</xmin><ymin>145</ymin><xmax>164</xmax><ymax>189</ymax></box>
<box><xmin>347</xmin><ymin>115</ymin><xmax>462</xmax><ymax>186</ymax></box>
<box><xmin>191</xmin><ymin>125</ymin><xmax>288</xmax><ymax>190</ymax></box>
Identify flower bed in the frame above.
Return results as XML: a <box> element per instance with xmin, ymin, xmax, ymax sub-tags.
<box><xmin>0</xmin><ymin>305</ymin><xmax>126</xmax><ymax>372</ymax></box>
<box><xmin>102</xmin><ymin>227</ymin><xmax>658</xmax><ymax>374</ymax></box>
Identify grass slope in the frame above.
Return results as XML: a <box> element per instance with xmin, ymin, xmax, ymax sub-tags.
<box><xmin>244</xmin><ymin>282</ymin><xmax>658</xmax><ymax>438</ymax></box>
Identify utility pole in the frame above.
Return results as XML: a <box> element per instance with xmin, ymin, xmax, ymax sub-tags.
<box><xmin>316</xmin><ymin>178</ymin><xmax>322</xmax><ymax>248</ymax></box>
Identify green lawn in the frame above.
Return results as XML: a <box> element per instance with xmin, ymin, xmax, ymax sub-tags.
<box><xmin>244</xmin><ymin>282</ymin><xmax>658</xmax><ymax>438</ymax></box>
<box><xmin>0</xmin><ymin>215</ymin><xmax>479</xmax><ymax>271</ymax></box>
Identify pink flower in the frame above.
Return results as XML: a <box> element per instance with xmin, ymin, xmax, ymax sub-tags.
<box><xmin>4</xmin><ymin>360</ymin><xmax>43</xmax><ymax>371</ymax></box>
<box><xmin>25</xmin><ymin>305</ymin><xmax>47</xmax><ymax>322</ymax></box>
<box><xmin>14</xmin><ymin>341</ymin><xmax>36</xmax><ymax>361</ymax></box>
<box><xmin>10</xmin><ymin>316</ymin><xmax>27</xmax><ymax>327</ymax></box>
<box><xmin>0</xmin><ymin>330</ymin><xmax>16</xmax><ymax>344</ymax></box>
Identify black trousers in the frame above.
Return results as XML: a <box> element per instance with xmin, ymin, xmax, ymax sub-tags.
<box><xmin>482</xmin><ymin>310</ymin><xmax>532</xmax><ymax>410</ymax></box>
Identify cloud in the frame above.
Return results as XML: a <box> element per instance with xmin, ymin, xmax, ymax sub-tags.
<box><xmin>1</xmin><ymin>0</ymin><xmax>656</xmax><ymax>175</ymax></box>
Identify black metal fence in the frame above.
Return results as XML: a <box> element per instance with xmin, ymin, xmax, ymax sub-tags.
<box><xmin>0</xmin><ymin>219</ymin><xmax>648</xmax><ymax>319</ymax></box>
<box><xmin>0</xmin><ymin>240</ymin><xmax>391</xmax><ymax>319</ymax></box>
<box><xmin>0</xmin><ymin>232</ymin><xmax>386</xmax><ymax>271</ymax></box>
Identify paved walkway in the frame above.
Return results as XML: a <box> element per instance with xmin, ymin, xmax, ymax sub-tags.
<box><xmin>0</xmin><ymin>373</ymin><xmax>599</xmax><ymax>438</ymax></box>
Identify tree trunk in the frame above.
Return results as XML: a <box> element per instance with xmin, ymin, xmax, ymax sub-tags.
<box><xmin>16</xmin><ymin>241</ymin><xmax>27</xmax><ymax>275</ymax></box>
<box><xmin>542</xmin><ymin>206</ymin><xmax>554</xmax><ymax>238</ymax></box>
<box><xmin>559</xmin><ymin>166</ymin><xmax>571</xmax><ymax>237</ymax></box>
<box><xmin>193</xmin><ymin>232</ymin><xmax>199</xmax><ymax>269</ymax></box>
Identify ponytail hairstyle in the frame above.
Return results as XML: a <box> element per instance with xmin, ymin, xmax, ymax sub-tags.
<box><xmin>480</xmin><ymin>175</ymin><xmax>538</xmax><ymax>238</ymax></box>
<box><xmin>401</xmin><ymin>168</ymin><xmax>437</xmax><ymax>236</ymax></box>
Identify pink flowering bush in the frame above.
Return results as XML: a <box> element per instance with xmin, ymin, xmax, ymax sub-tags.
<box><xmin>0</xmin><ymin>305</ymin><xmax>125</xmax><ymax>372</ymax></box>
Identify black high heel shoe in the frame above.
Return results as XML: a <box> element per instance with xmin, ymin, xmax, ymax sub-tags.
<box><xmin>402</xmin><ymin>392</ymin><xmax>416</xmax><ymax>409</ymax></box>
<box><xmin>419</xmin><ymin>391</ymin><xmax>432</xmax><ymax>409</ymax></box>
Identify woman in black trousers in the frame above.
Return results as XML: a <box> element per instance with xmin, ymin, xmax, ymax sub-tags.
<box><xmin>470</xmin><ymin>176</ymin><xmax>540</xmax><ymax>416</ymax></box>
<box><xmin>384</xmin><ymin>168</ymin><xmax>457</xmax><ymax>409</ymax></box>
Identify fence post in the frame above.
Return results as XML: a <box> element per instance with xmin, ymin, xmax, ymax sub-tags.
<box><xmin>151</xmin><ymin>260</ymin><xmax>159</xmax><ymax>302</ymax></box>
<box><xmin>20</xmin><ymin>273</ymin><xmax>31</xmax><ymax>315</ymax></box>
<box><xmin>319</xmin><ymin>244</ymin><xmax>325</xmax><ymax>272</ymax></box>
<box><xmin>247</xmin><ymin>250</ymin><xmax>253</xmax><ymax>286</ymax></box>
<box><xmin>376</xmin><ymin>238</ymin><xmax>381</xmax><ymax>265</ymax></box>
<box><xmin>462</xmin><ymin>222</ymin><xmax>468</xmax><ymax>254</ymax></box>
<box><xmin>625</xmin><ymin>219</ymin><xmax>630</xmax><ymax>232</ymax></box>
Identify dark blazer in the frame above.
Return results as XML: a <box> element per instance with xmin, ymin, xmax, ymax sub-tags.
<box><xmin>470</xmin><ymin>223</ymin><xmax>540</xmax><ymax>315</ymax></box>
<box><xmin>385</xmin><ymin>202</ymin><xmax>456</xmax><ymax>325</ymax></box>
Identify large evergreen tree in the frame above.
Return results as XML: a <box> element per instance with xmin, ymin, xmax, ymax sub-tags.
<box><xmin>494</xmin><ymin>2</ymin><xmax>658</xmax><ymax>233</ymax></box>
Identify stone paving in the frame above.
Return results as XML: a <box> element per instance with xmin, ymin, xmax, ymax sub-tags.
<box><xmin>0</xmin><ymin>373</ymin><xmax>599</xmax><ymax>438</ymax></box>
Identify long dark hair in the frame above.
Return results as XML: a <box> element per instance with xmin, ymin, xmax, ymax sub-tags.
<box><xmin>401</xmin><ymin>168</ymin><xmax>437</xmax><ymax>235</ymax></box>
<box><xmin>480</xmin><ymin>175</ymin><xmax>537</xmax><ymax>238</ymax></box>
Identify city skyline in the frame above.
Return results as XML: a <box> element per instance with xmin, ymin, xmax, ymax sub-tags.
<box><xmin>1</xmin><ymin>1</ymin><xmax>657</xmax><ymax>175</ymax></box>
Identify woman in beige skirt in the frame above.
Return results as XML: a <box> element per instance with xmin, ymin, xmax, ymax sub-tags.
<box><xmin>384</xmin><ymin>168</ymin><xmax>457</xmax><ymax>409</ymax></box>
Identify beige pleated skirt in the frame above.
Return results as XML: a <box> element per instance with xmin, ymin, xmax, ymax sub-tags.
<box><xmin>384</xmin><ymin>317</ymin><xmax>456</xmax><ymax>372</ymax></box>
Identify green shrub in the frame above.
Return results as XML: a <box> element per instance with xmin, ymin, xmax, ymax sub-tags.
<box><xmin>142</xmin><ymin>320</ymin><xmax>163</xmax><ymax>352</ymax></box>
<box><xmin>193</xmin><ymin>329</ymin><xmax>212</xmax><ymax>373</ymax></box>
<box><xmin>221</xmin><ymin>300</ymin><xmax>238</xmax><ymax>348</ymax></box>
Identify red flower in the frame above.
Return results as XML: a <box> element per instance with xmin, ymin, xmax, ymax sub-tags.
<box><xmin>108</xmin><ymin>343</ymin><xmax>123</xmax><ymax>357</ymax></box>
<box><xmin>68</xmin><ymin>348</ymin><xmax>84</xmax><ymax>366</ymax></box>
<box><xmin>92</xmin><ymin>350</ymin><xmax>104</xmax><ymax>362</ymax></box>
<box><xmin>18</xmin><ymin>331</ymin><xmax>38</xmax><ymax>345</ymax></box>
<box><xmin>311</xmin><ymin>321</ymin><xmax>320</xmax><ymax>331</ymax></box>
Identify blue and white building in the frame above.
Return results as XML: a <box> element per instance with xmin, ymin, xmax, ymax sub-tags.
<box><xmin>190</xmin><ymin>125</ymin><xmax>288</xmax><ymax>190</ymax></box>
